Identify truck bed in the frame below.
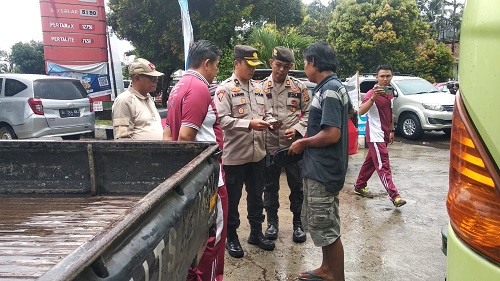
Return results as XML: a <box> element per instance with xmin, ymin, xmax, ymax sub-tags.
<box><xmin>0</xmin><ymin>196</ymin><xmax>141</xmax><ymax>280</ymax></box>
<box><xmin>0</xmin><ymin>140</ymin><xmax>220</xmax><ymax>281</ymax></box>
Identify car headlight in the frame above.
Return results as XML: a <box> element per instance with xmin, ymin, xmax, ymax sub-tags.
<box><xmin>422</xmin><ymin>103</ymin><xmax>445</xmax><ymax>111</ymax></box>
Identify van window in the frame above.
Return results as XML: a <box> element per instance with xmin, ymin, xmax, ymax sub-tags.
<box><xmin>33</xmin><ymin>80</ymin><xmax>88</xmax><ymax>100</ymax></box>
<box><xmin>5</xmin><ymin>79</ymin><xmax>28</xmax><ymax>97</ymax></box>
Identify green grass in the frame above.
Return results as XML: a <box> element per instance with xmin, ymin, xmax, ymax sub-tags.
<box><xmin>96</xmin><ymin>120</ymin><xmax>113</xmax><ymax>126</ymax></box>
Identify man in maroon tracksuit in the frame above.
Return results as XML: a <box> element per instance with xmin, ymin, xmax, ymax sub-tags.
<box><xmin>353</xmin><ymin>64</ymin><xmax>406</xmax><ymax>207</ymax></box>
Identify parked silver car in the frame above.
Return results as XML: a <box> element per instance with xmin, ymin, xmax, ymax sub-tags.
<box><xmin>0</xmin><ymin>74</ymin><xmax>95</xmax><ymax>139</ymax></box>
<box><xmin>353</xmin><ymin>74</ymin><xmax>455</xmax><ymax>139</ymax></box>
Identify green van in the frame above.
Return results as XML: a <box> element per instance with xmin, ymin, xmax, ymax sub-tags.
<box><xmin>444</xmin><ymin>0</ymin><xmax>500</xmax><ymax>280</ymax></box>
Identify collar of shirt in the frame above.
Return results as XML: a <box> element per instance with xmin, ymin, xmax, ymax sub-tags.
<box><xmin>185</xmin><ymin>70</ymin><xmax>209</xmax><ymax>87</ymax></box>
<box><xmin>314</xmin><ymin>73</ymin><xmax>339</xmax><ymax>93</ymax></box>
<box><xmin>129</xmin><ymin>86</ymin><xmax>151</xmax><ymax>100</ymax></box>
<box><xmin>268</xmin><ymin>74</ymin><xmax>291</xmax><ymax>89</ymax></box>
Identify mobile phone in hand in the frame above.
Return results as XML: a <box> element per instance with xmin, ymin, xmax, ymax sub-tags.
<box><xmin>380</xmin><ymin>86</ymin><xmax>394</xmax><ymax>94</ymax></box>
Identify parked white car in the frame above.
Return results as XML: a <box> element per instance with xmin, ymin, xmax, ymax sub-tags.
<box><xmin>354</xmin><ymin>74</ymin><xmax>455</xmax><ymax>139</ymax></box>
<box><xmin>0</xmin><ymin>74</ymin><xmax>95</xmax><ymax>139</ymax></box>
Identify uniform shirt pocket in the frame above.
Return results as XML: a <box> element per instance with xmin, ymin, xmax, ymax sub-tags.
<box><xmin>231</xmin><ymin>97</ymin><xmax>250</xmax><ymax>117</ymax></box>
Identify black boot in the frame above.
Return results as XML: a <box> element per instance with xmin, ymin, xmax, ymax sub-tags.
<box><xmin>265</xmin><ymin>212</ymin><xmax>279</xmax><ymax>240</ymax></box>
<box><xmin>248</xmin><ymin>232</ymin><xmax>275</xmax><ymax>251</ymax></box>
<box><xmin>226</xmin><ymin>234</ymin><xmax>244</xmax><ymax>258</ymax></box>
<box><xmin>293</xmin><ymin>216</ymin><xmax>306</xmax><ymax>243</ymax></box>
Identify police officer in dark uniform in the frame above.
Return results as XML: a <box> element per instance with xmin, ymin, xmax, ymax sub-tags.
<box><xmin>214</xmin><ymin>45</ymin><xmax>279</xmax><ymax>258</ymax></box>
<box><xmin>261</xmin><ymin>47</ymin><xmax>311</xmax><ymax>243</ymax></box>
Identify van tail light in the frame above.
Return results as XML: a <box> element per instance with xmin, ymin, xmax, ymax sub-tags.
<box><xmin>89</xmin><ymin>97</ymin><xmax>94</xmax><ymax>112</ymax></box>
<box><xmin>28</xmin><ymin>98</ymin><xmax>44</xmax><ymax>115</ymax></box>
<box><xmin>447</xmin><ymin>91</ymin><xmax>500</xmax><ymax>264</ymax></box>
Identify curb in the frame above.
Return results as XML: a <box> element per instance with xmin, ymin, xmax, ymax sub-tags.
<box><xmin>94</xmin><ymin>125</ymin><xmax>114</xmax><ymax>140</ymax></box>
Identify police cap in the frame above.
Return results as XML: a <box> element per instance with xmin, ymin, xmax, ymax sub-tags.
<box><xmin>234</xmin><ymin>45</ymin><xmax>264</xmax><ymax>67</ymax></box>
<box><xmin>272</xmin><ymin>46</ymin><xmax>295</xmax><ymax>63</ymax></box>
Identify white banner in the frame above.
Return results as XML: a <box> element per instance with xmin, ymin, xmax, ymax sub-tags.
<box><xmin>178</xmin><ymin>0</ymin><xmax>194</xmax><ymax>70</ymax></box>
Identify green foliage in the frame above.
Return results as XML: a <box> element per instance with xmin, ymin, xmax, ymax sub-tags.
<box><xmin>216</xmin><ymin>45</ymin><xmax>235</xmax><ymax>81</ymax></box>
<box><xmin>10</xmin><ymin>41</ymin><xmax>45</xmax><ymax>74</ymax></box>
<box><xmin>298</xmin><ymin>0</ymin><xmax>337</xmax><ymax>41</ymax></box>
<box><xmin>248</xmin><ymin>0</ymin><xmax>304</xmax><ymax>28</ymax></box>
<box><xmin>413</xmin><ymin>39</ymin><xmax>454</xmax><ymax>82</ymax></box>
<box><xmin>247</xmin><ymin>24</ymin><xmax>315</xmax><ymax>70</ymax></box>
<box><xmin>329</xmin><ymin>0</ymin><xmax>430</xmax><ymax>77</ymax></box>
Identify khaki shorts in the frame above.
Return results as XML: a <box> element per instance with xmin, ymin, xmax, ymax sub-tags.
<box><xmin>301</xmin><ymin>177</ymin><xmax>341</xmax><ymax>247</ymax></box>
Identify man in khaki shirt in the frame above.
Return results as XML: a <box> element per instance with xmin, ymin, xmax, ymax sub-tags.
<box><xmin>214</xmin><ymin>45</ymin><xmax>278</xmax><ymax>259</ymax></box>
<box><xmin>261</xmin><ymin>47</ymin><xmax>311</xmax><ymax>243</ymax></box>
<box><xmin>112</xmin><ymin>58</ymin><xmax>164</xmax><ymax>140</ymax></box>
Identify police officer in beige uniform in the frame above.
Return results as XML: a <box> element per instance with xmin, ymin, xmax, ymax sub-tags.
<box><xmin>214</xmin><ymin>45</ymin><xmax>279</xmax><ymax>258</ymax></box>
<box><xmin>261</xmin><ymin>47</ymin><xmax>311</xmax><ymax>243</ymax></box>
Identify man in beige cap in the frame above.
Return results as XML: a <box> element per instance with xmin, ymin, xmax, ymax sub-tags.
<box><xmin>112</xmin><ymin>58</ymin><xmax>164</xmax><ymax>140</ymax></box>
<box><xmin>214</xmin><ymin>45</ymin><xmax>279</xmax><ymax>258</ymax></box>
<box><xmin>261</xmin><ymin>46</ymin><xmax>310</xmax><ymax>243</ymax></box>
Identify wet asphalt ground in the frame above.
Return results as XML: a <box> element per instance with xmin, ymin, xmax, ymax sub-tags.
<box><xmin>223</xmin><ymin>132</ymin><xmax>451</xmax><ymax>281</ymax></box>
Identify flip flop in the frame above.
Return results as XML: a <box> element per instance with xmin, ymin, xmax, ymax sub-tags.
<box><xmin>298</xmin><ymin>271</ymin><xmax>325</xmax><ymax>281</ymax></box>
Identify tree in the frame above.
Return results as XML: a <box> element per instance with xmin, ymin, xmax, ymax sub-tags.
<box><xmin>107</xmin><ymin>0</ymin><xmax>307</xmax><ymax>88</ymax></box>
<box><xmin>10</xmin><ymin>41</ymin><xmax>45</xmax><ymax>74</ymax></box>
<box><xmin>247</xmin><ymin>0</ymin><xmax>304</xmax><ymax>29</ymax></box>
<box><xmin>0</xmin><ymin>50</ymin><xmax>12</xmax><ymax>73</ymax></box>
<box><xmin>247</xmin><ymin>24</ymin><xmax>315</xmax><ymax>70</ymax></box>
<box><xmin>328</xmin><ymin>0</ymin><xmax>429</xmax><ymax>77</ymax></box>
<box><xmin>417</xmin><ymin>0</ymin><xmax>463</xmax><ymax>51</ymax></box>
<box><xmin>298</xmin><ymin>0</ymin><xmax>337</xmax><ymax>41</ymax></box>
<box><xmin>413</xmin><ymin>39</ymin><xmax>454</xmax><ymax>82</ymax></box>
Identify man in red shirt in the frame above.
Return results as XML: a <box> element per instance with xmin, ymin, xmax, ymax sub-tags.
<box><xmin>164</xmin><ymin>40</ymin><xmax>228</xmax><ymax>281</ymax></box>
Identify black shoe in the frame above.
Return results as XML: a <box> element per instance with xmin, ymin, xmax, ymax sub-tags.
<box><xmin>248</xmin><ymin>233</ymin><xmax>275</xmax><ymax>251</ymax></box>
<box><xmin>226</xmin><ymin>237</ymin><xmax>244</xmax><ymax>258</ymax></box>
<box><xmin>293</xmin><ymin>225</ymin><xmax>306</xmax><ymax>243</ymax></box>
<box><xmin>265</xmin><ymin>223</ymin><xmax>278</xmax><ymax>240</ymax></box>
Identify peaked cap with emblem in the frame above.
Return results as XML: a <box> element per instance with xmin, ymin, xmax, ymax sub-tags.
<box><xmin>272</xmin><ymin>46</ymin><xmax>295</xmax><ymax>63</ymax></box>
<box><xmin>234</xmin><ymin>45</ymin><xmax>264</xmax><ymax>67</ymax></box>
<box><xmin>129</xmin><ymin>58</ymin><xmax>164</xmax><ymax>76</ymax></box>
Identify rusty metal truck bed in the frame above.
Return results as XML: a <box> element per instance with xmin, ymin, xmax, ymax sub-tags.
<box><xmin>0</xmin><ymin>196</ymin><xmax>140</xmax><ymax>279</ymax></box>
<box><xmin>0</xmin><ymin>141</ymin><xmax>220</xmax><ymax>281</ymax></box>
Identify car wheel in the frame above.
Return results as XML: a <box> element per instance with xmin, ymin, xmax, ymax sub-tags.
<box><xmin>398</xmin><ymin>113</ymin><xmax>423</xmax><ymax>140</ymax></box>
<box><xmin>0</xmin><ymin>126</ymin><xmax>17</xmax><ymax>139</ymax></box>
<box><xmin>62</xmin><ymin>134</ymin><xmax>81</xmax><ymax>140</ymax></box>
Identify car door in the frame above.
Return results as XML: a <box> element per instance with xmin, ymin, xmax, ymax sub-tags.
<box><xmin>33</xmin><ymin>79</ymin><xmax>92</xmax><ymax>128</ymax></box>
<box><xmin>0</xmin><ymin>77</ymin><xmax>32</xmax><ymax>127</ymax></box>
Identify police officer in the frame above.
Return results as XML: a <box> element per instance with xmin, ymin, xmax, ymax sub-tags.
<box><xmin>214</xmin><ymin>45</ymin><xmax>279</xmax><ymax>258</ymax></box>
<box><xmin>261</xmin><ymin>47</ymin><xmax>311</xmax><ymax>243</ymax></box>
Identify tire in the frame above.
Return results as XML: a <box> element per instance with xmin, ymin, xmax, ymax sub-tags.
<box><xmin>62</xmin><ymin>134</ymin><xmax>81</xmax><ymax>140</ymax></box>
<box><xmin>398</xmin><ymin>113</ymin><xmax>423</xmax><ymax>140</ymax></box>
<box><xmin>0</xmin><ymin>126</ymin><xmax>17</xmax><ymax>139</ymax></box>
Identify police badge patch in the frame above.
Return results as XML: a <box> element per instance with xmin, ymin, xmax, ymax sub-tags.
<box><xmin>217</xmin><ymin>90</ymin><xmax>226</xmax><ymax>102</ymax></box>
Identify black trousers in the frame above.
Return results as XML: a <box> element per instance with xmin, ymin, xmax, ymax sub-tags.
<box><xmin>224</xmin><ymin>158</ymin><xmax>266</xmax><ymax>238</ymax></box>
<box><xmin>263</xmin><ymin>160</ymin><xmax>304</xmax><ymax>223</ymax></box>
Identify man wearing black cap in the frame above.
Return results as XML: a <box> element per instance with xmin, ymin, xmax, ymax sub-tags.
<box><xmin>261</xmin><ymin>46</ymin><xmax>311</xmax><ymax>243</ymax></box>
<box><xmin>214</xmin><ymin>45</ymin><xmax>279</xmax><ymax>258</ymax></box>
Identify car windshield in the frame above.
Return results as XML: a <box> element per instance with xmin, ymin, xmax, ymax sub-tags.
<box><xmin>394</xmin><ymin>79</ymin><xmax>440</xmax><ymax>95</ymax></box>
<box><xmin>34</xmin><ymin>80</ymin><xmax>88</xmax><ymax>100</ymax></box>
